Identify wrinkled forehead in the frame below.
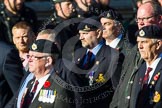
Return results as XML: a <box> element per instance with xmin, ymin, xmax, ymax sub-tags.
<box><xmin>137</xmin><ymin>3</ymin><xmax>154</xmax><ymax>17</ymax></box>
<box><xmin>79</xmin><ymin>30</ymin><xmax>95</xmax><ymax>34</ymax></box>
<box><xmin>29</xmin><ymin>50</ymin><xmax>45</xmax><ymax>56</ymax></box>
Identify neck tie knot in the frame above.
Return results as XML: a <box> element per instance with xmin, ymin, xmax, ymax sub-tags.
<box><xmin>83</xmin><ymin>51</ymin><xmax>93</xmax><ymax>69</ymax></box>
<box><xmin>147</xmin><ymin>67</ymin><xmax>152</xmax><ymax>73</ymax></box>
<box><xmin>32</xmin><ymin>80</ymin><xmax>39</xmax><ymax>93</ymax></box>
<box><xmin>143</xmin><ymin>67</ymin><xmax>152</xmax><ymax>85</ymax></box>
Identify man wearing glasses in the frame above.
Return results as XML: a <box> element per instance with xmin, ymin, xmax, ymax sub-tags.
<box><xmin>110</xmin><ymin>1</ymin><xmax>162</xmax><ymax>108</ymax></box>
<box><xmin>10</xmin><ymin>39</ymin><xmax>73</xmax><ymax>108</ymax></box>
<box><xmin>136</xmin><ymin>1</ymin><xmax>162</xmax><ymax>29</ymax></box>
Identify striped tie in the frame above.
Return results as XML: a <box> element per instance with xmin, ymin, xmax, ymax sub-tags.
<box><xmin>21</xmin><ymin>80</ymin><xmax>39</xmax><ymax>108</ymax></box>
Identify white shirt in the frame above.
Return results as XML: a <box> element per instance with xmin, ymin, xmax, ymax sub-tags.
<box><xmin>17</xmin><ymin>73</ymin><xmax>34</xmax><ymax>108</ymax></box>
<box><xmin>146</xmin><ymin>54</ymin><xmax>162</xmax><ymax>83</ymax></box>
<box><xmin>32</xmin><ymin>72</ymin><xmax>51</xmax><ymax>101</ymax></box>
<box><xmin>106</xmin><ymin>34</ymin><xmax>122</xmax><ymax>48</ymax></box>
<box><xmin>17</xmin><ymin>69</ymin><xmax>53</xmax><ymax>108</ymax></box>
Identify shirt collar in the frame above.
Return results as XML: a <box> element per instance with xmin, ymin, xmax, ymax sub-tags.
<box><xmin>87</xmin><ymin>40</ymin><xmax>104</xmax><ymax>55</ymax></box>
<box><xmin>106</xmin><ymin>34</ymin><xmax>122</xmax><ymax>48</ymax></box>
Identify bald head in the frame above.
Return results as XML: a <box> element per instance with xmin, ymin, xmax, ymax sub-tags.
<box><xmin>136</xmin><ymin>1</ymin><xmax>161</xmax><ymax>29</ymax></box>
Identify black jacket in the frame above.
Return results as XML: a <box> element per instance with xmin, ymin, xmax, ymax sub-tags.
<box><xmin>0</xmin><ymin>41</ymin><xmax>23</xmax><ymax>108</ymax></box>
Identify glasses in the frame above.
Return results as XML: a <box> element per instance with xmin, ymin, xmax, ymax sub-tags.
<box><xmin>27</xmin><ymin>55</ymin><xmax>48</xmax><ymax>60</ymax></box>
<box><xmin>135</xmin><ymin>15</ymin><xmax>156</xmax><ymax>23</ymax></box>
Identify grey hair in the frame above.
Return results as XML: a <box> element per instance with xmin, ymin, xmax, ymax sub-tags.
<box><xmin>37</xmin><ymin>29</ymin><xmax>56</xmax><ymax>42</ymax></box>
<box><xmin>151</xmin><ymin>39</ymin><xmax>162</xmax><ymax>43</ymax></box>
<box><xmin>114</xmin><ymin>20</ymin><xmax>125</xmax><ymax>35</ymax></box>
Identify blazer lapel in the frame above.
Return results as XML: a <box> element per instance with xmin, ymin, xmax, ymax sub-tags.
<box><xmin>74</xmin><ymin>48</ymin><xmax>87</xmax><ymax>65</ymax></box>
<box><xmin>149</xmin><ymin>59</ymin><xmax>162</xmax><ymax>85</ymax></box>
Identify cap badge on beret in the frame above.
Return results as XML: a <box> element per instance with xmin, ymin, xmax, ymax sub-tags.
<box><xmin>139</xmin><ymin>30</ymin><xmax>145</xmax><ymax>37</ymax></box>
<box><xmin>107</xmin><ymin>13</ymin><xmax>111</xmax><ymax>18</ymax></box>
<box><xmin>83</xmin><ymin>25</ymin><xmax>91</xmax><ymax>31</ymax></box>
<box><xmin>32</xmin><ymin>43</ymin><xmax>37</xmax><ymax>50</ymax></box>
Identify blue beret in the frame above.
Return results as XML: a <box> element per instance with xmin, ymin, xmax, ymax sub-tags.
<box><xmin>135</xmin><ymin>25</ymin><xmax>162</xmax><ymax>39</ymax></box>
<box><xmin>77</xmin><ymin>16</ymin><xmax>102</xmax><ymax>31</ymax></box>
<box><xmin>30</xmin><ymin>39</ymin><xmax>59</xmax><ymax>54</ymax></box>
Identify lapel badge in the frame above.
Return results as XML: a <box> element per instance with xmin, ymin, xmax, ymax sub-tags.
<box><xmin>151</xmin><ymin>81</ymin><xmax>155</xmax><ymax>85</ymax></box>
<box><xmin>139</xmin><ymin>30</ymin><xmax>145</xmax><ymax>37</ymax></box>
<box><xmin>78</xmin><ymin>58</ymin><xmax>81</xmax><ymax>62</ymax></box>
<box><xmin>43</xmin><ymin>81</ymin><xmax>51</xmax><ymax>88</ymax></box>
<box><xmin>96</xmin><ymin>73</ymin><xmax>105</xmax><ymax>83</ymax></box>
<box><xmin>96</xmin><ymin>61</ymin><xmax>99</xmax><ymax>65</ymax></box>
<box><xmin>154</xmin><ymin>72</ymin><xmax>160</xmax><ymax>81</ymax></box>
<box><xmin>31</xmin><ymin>43</ymin><xmax>37</xmax><ymax>50</ymax></box>
<box><xmin>153</xmin><ymin>91</ymin><xmax>160</xmax><ymax>103</ymax></box>
<box><xmin>78</xmin><ymin>15</ymin><xmax>81</xmax><ymax>18</ymax></box>
<box><xmin>31</xmin><ymin>80</ymin><xmax>34</xmax><ymax>85</ymax></box>
<box><xmin>89</xmin><ymin>71</ymin><xmax>95</xmax><ymax>86</ymax></box>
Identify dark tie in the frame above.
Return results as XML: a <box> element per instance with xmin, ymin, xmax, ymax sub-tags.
<box><xmin>83</xmin><ymin>51</ymin><xmax>93</xmax><ymax>69</ymax></box>
<box><xmin>142</xmin><ymin>67</ymin><xmax>152</xmax><ymax>88</ymax></box>
<box><xmin>137</xmin><ymin>67</ymin><xmax>152</xmax><ymax>108</ymax></box>
<box><xmin>21</xmin><ymin>80</ymin><xmax>39</xmax><ymax>108</ymax></box>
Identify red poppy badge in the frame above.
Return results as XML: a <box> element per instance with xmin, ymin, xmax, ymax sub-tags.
<box><xmin>44</xmin><ymin>81</ymin><xmax>51</xmax><ymax>88</ymax></box>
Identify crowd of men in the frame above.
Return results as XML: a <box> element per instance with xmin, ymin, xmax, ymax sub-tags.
<box><xmin>0</xmin><ymin>0</ymin><xmax>162</xmax><ymax>108</ymax></box>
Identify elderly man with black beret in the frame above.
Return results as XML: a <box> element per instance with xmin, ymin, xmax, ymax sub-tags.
<box><xmin>126</xmin><ymin>25</ymin><xmax>162</xmax><ymax>108</ymax></box>
<box><xmin>10</xmin><ymin>39</ymin><xmax>73</xmax><ymax>108</ymax></box>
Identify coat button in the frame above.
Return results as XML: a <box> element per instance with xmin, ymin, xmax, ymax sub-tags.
<box><xmin>126</xmin><ymin>96</ymin><xmax>130</xmax><ymax>100</ymax></box>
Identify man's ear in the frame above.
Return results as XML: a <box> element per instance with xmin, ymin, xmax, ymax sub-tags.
<box><xmin>45</xmin><ymin>57</ymin><xmax>53</xmax><ymax>67</ymax></box>
<box><xmin>156</xmin><ymin>40</ymin><xmax>162</xmax><ymax>50</ymax></box>
<box><xmin>55</xmin><ymin>3</ymin><xmax>61</xmax><ymax>11</ymax></box>
<box><xmin>96</xmin><ymin>29</ymin><xmax>102</xmax><ymax>39</ymax></box>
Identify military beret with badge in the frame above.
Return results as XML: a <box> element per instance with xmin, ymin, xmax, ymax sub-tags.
<box><xmin>135</xmin><ymin>25</ymin><xmax>162</xmax><ymax>39</ymax></box>
<box><xmin>51</xmin><ymin>0</ymin><xmax>72</xmax><ymax>3</ymax></box>
<box><xmin>77</xmin><ymin>16</ymin><xmax>102</xmax><ymax>31</ymax></box>
<box><xmin>30</xmin><ymin>39</ymin><xmax>59</xmax><ymax>54</ymax></box>
<box><xmin>99</xmin><ymin>9</ymin><xmax>123</xmax><ymax>21</ymax></box>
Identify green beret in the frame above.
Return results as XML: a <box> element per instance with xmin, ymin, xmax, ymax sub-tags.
<box><xmin>77</xmin><ymin>16</ymin><xmax>102</xmax><ymax>31</ymax></box>
<box><xmin>135</xmin><ymin>25</ymin><xmax>162</xmax><ymax>39</ymax></box>
<box><xmin>30</xmin><ymin>39</ymin><xmax>59</xmax><ymax>54</ymax></box>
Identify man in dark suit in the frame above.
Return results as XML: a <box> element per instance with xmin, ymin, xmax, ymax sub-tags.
<box><xmin>12</xmin><ymin>21</ymin><xmax>35</xmax><ymax>73</ymax></box>
<box><xmin>64</xmin><ymin>16</ymin><xmax>120</xmax><ymax>108</ymax></box>
<box><xmin>99</xmin><ymin>9</ymin><xmax>133</xmax><ymax>54</ymax></box>
<box><xmin>110</xmin><ymin>1</ymin><xmax>162</xmax><ymax>108</ymax></box>
<box><xmin>130</xmin><ymin>25</ymin><xmax>162</xmax><ymax>108</ymax></box>
<box><xmin>99</xmin><ymin>10</ymin><xmax>133</xmax><ymax>87</ymax></box>
<box><xmin>0</xmin><ymin>41</ymin><xmax>24</xmax><ymax>108</ymax></box>
<box><xmin>15</xmin><ymin>39</ymin><xmax>73</xmax><ymax>108</ymax></box>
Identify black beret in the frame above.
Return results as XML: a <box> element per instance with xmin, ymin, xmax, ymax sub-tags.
<box><xmin>99</xmin><ymin>10</ymin><xmax>122</xmax><ymax>21</ymax></box>
<box><xmin>77</xmin><ymin>16</ymin><xmax>102</xmax><ymax>31</ymax></box>
<box><xmin>30</xmin><ymin>39</ymin><xmax>59</xmax><ymax>54</ymax></box>
<box><xmin>135</xmin><ymin>25</ymin><xmax>162</xmax><ymax>39</ymax></box>
<box><xmin>51</xmin><ymin>0</ymin><xmax>72</xmax><ymax>3</ymax></box>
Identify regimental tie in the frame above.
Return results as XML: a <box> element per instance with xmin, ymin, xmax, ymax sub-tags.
<box><xmin>83</xmin><ymin>51</ymin><xmax>93</xmax><ymax>69</ymax></box>
<box><xmin>137</xmin><ymin>67</ymin><xmax>153</xmax><ymax>108</ymax></box>
<box><xmin>21</xmin><ymin>80</ymin><xmax>39</xmax><ymax>108</ymax></box>
<box><xmin>142</xmin><ymin>67</ymin><xmax>152</xmax><ymax>89</ymax></box>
